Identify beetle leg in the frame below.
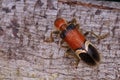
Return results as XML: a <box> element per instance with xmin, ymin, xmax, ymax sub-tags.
<box><xmin>45</xmin><ymin>30</ymin><xmax>60</xmax><ymax>42</ymax></box>
<box><xmin>70</xmin><ymin>19</ymin><xmax>83</xmax><ymax>32</ymax></box>
<box><xmin>84</xmin><ymin>31</ymin><xmax>109</xmax><ymax>40</ymax></box>
<box><xmin>68</xmin><ymin>18</ymin><xmax>83</xmax><ymax>33</ymax></box>
<box><xmin>68</xmin><ymin>18</ymin><xmax>75</xmax><ymax>24</ymax></box>
<box><xmin>70</xmin><ymin>18</ymin><xmax>77</xmax><ymax>25</ymax></box>
<box><xmin>59</xmin><ymin>40</ymin><xmax>69</xmax><ymax>48</ymax></box>
<box><xmin>64</xmin><ymin>48</ymin><xmax>80</xmax><ymax>68</ymax></box>
<box><xmin>76</xmin><ymin>24</ymin><xmax>83</xmax><ymax>33</ymax></box>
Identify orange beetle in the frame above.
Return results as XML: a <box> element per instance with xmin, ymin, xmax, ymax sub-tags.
<box><xmin>54</xmin><ymin>18</ymin><xmax>100</xmax><ymax>66</ymax></box>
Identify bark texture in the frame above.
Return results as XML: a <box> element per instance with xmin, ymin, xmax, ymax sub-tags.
<box><xmin>0</xmin><ymin>0</ymin><xmax>120</xmax><ymax>80</ymax></box>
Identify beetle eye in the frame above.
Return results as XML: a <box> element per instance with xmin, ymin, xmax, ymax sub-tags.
<box><xmin>79</xmin><ymin>53</ymin><xmax>96</xmax><ymax>66</ymax></box>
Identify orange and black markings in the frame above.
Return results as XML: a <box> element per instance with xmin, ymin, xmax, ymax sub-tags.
<box><xmin>53</xmin><ymin>18</ymin><xmax>104</xmax><ymax>67</ymax></box>
<box><xmin>60</xmin><ymin>24</ymin><xmax>86</xmax><ymax>51</ymax></box>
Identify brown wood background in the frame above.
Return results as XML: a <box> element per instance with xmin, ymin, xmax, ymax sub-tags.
<box><xmin>0</xmin><ymin>0</ymin><xmax>120</xmax><ymax>80</ymax></box>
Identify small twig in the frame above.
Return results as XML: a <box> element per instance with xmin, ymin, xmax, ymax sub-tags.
<box><xmin>58</xmin><ymin>0</ymin><xmax>120</xmax><ymax>11</ymax></box>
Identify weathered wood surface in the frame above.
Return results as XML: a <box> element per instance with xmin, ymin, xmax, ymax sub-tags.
<box><xmin>0</xmin><ymin>0</ymin><xmax>120</xmax><ymax>80</ymax></box>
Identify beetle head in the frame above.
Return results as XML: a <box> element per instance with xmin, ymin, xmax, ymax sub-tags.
<box><xmin>54</xmin><ymin>18</ymin><xmax>67</xmax><ymax>31</ymax></box>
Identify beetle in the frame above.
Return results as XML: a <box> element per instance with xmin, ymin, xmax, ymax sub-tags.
<box><xmin>48</xmin><ymin>18</ymin><xmax>108</xmax><ymax>67</ymax></box>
